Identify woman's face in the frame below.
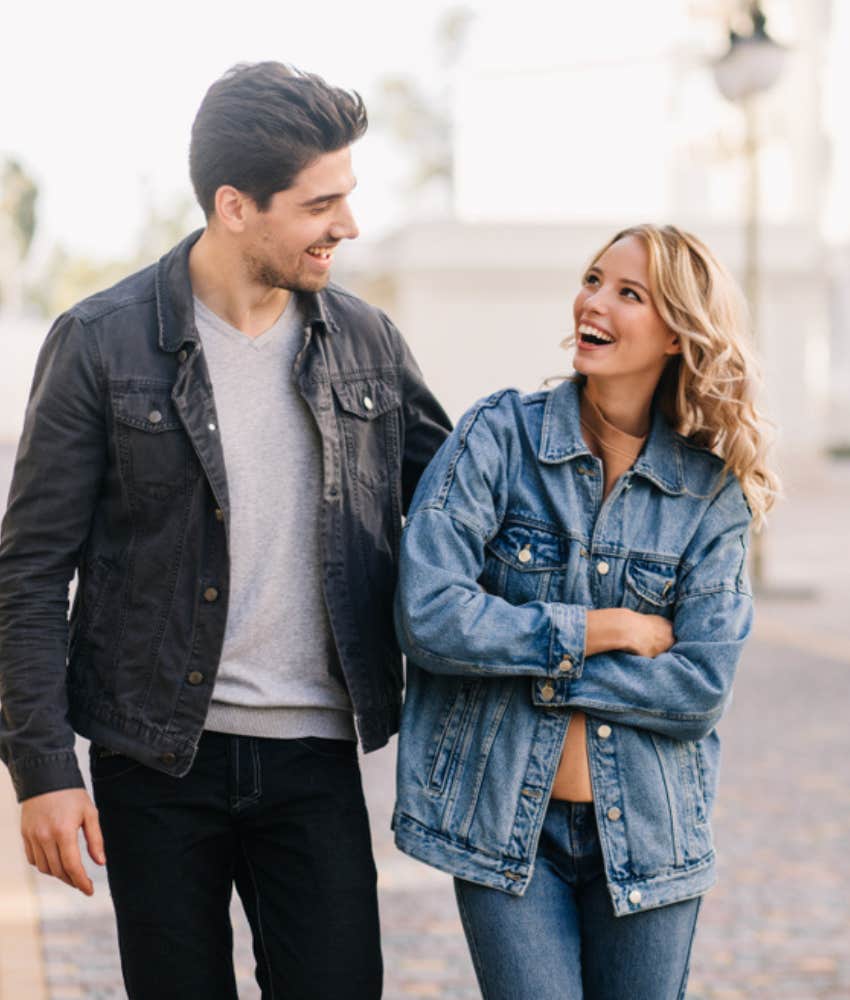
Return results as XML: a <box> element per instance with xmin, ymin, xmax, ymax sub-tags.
<box><xmin>572</xmin><ymin>235</ymin><xmax>680</xmax><ymax>385</ymax></box>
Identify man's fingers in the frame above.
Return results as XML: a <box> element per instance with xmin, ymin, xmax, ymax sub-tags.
<box><xmin>30</xmin><ymin>840</ymin><xmax>49</xmax><ymax>875</ymax></box>
<box><xmin>58</xmin><ymin>834</ymin><xmax>94</xmax><ymax>896</ymax></box>
<box><xmin>22</xmin><ymin>836</ymin><xmax>35</xmax><ymax>867</ymax></box>
<box><xmin>82</xmin><ymin>807</ymin><xmax>106</xmax><ymax>866</ymax></box>
<box><xmin>43</xmin><ymin>841</ymin><xmax>74</xmax><ymax>887</ymax></box>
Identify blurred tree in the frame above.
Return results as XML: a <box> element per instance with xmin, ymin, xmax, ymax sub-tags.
<box><xmin>1</xmin><ymin>159</ymin><xmax>38</xmax><ymax>259</ymax></box>
<box><xmin>27</xmin><ymin>192</ymin><xmax>200</xmax><ymax>317</ymax></box>
<box><xmin>373</xmin><ymin>6</ymin><xmax>475</xmax><ymax>204</ymax></box>
<box><xmin>0</xmin><ymin>158</ymin><xmax>39</xmax><ymax>311</ymax></box>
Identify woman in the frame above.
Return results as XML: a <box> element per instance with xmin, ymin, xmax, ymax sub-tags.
<box><xmin>392</xmin><ymin>224</ymin><xmax>778</xmax><ymax>999</ymax></box>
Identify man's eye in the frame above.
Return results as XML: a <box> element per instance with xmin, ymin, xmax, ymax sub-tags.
<box><xmin>310</xmin><ymin>203</ymin><xmax>331</xmax><ymax>214</ymax></box>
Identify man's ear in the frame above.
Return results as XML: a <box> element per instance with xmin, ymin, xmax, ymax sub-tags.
<box><xmin>213</xmin><ymin>186</ymin><xmax>250</xmax><ymax>233</ymax></box>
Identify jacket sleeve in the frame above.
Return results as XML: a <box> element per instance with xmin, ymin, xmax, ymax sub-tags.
<box><xmin>385</xmin><ymin>314</ymin><xmax>453</xmax><ymax>513</ymax></box>
<box><xmin>564</xmin><ymin>475</ymin><xmax>753</xmax><ymax>741</ymax></box>
<box><xmin>0</xmin><ymin>313</ymin><xmax>106</xmax><ymax>801</ymax></box>
<box><xmin>395</xmin><ymin>395</ymin><xmax>588</xmax><ymax>678</ymax></box>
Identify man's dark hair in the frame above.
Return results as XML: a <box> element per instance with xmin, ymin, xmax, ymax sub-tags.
<box><xmin>189</xmin><ymin>62</ymin><xmax>368</xmax><ymax>218</ymax></box>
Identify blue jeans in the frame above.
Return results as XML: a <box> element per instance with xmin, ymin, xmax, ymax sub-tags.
<box><xmin>91</xmin><ymin>731</ymin><xmax>382</xmax><ymax>1000</ymax></box>
<box><xmin>454</xmin><ymin>801</ymin><xmax>701</xmax><ymax>1000</ymax></box>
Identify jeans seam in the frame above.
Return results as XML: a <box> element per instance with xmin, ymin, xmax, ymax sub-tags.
<box><xmin>240</xmin><ymin>840</ymin><xmax>276</xmax><ymax>1000</ymax></box>
<box><xmin>252</xmin><ymin>738</ymin><xmax>261</xmax><ymax>798</ymax></box>
<box><xmin>676</xmin><ymin>896</ymin><xmax>703</xmax><ymax>1000</ymax></box>
<box><xmin>455</xmin><ymin>884</ymin><xmax>493</xmax><ymax>1000</ymax></box>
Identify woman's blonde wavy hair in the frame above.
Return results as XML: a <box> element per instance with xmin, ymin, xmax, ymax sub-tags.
<box><xmin>578</xmin><ymin>224</ymin><xmax>779</xmax><ymax>528</ymax></box>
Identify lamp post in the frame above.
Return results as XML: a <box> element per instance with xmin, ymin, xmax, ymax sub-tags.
<box><xmin>711</xmin><ymin>2</ymin><xmax>787</xmax><ymax>591</ymax></box>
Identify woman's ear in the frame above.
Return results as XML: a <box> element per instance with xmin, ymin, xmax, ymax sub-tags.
<box><xmin>665</xmin><ymin>334</ymin><xmax>682</xmax><ymax>357</ymax></box>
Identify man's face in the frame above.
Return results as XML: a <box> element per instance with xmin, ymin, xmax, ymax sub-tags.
<box><xmin>241</xmin><ymin>146</ymin><xmax>359</xmax><ymax>292</ymax></box>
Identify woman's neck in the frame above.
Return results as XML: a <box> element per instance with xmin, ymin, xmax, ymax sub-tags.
<box><xmin>583</xmin><ymin>377</ymin><xmax>654</xmax><ymax>438</ymax></box>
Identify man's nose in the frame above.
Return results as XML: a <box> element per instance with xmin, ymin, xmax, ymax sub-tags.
<box><xmin>329</xmin><ymin>199</ymin><xmax>359</xmax><ymax>241</ymax></box>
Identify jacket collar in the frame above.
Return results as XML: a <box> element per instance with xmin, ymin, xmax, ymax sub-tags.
<box><xmin>538</xmin><ymin>378</ymin><xmax>685</xmax><ymax>495</ymax></box>
<box><xmin>155</xmin><ymin>228</ymin><xmax>334</xmax><ymax>352</ymax></box>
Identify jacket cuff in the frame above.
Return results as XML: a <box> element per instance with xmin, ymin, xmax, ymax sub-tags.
<box><xmin>11</xmin><ymin>751</ymin><xmax>85</xmax><ymax>803</ymax></box>
<box><xmin>550</xmin><ymin>602</ymin><xmax>586</xmax><ymax>678</ymax></box>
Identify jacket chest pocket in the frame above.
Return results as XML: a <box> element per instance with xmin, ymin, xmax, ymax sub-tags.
<box><xmin>112</xmin><ymin>383</ymin><xmax>199</xmax><ymax>502</ymax></box>
<box><xmin>623</xmin><ymin>558</ymin><xmax>678</xmax><ymax>616</ymax></box>
<box><xmin>483</xmin><ymin>522</ymin><xmax>569</xmax><ymax>605</ymax></box>
<box><xmin>331</xmin><ymin>376</ymin><xmax>401</xmax><ymax>489</ymax></box>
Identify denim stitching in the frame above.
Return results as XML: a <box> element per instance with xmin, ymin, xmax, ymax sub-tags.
<box><xmin>239</xmin><ymin>841</ymin><xmax>276</xmax><ymax>1000</ymax></box>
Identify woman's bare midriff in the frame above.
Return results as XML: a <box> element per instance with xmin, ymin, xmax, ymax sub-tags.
<box><xmin>550</xmin><ymin>711</ymin><xmax>593</xmax><ymax>801</ymax></box>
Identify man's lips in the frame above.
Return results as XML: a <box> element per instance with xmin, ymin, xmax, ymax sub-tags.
<box><xmin>305</xmin><ymin>245</ymin><xmax>336</xmax><ymax>268</ymax></box>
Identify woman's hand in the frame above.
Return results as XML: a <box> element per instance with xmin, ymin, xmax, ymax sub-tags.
<box><xmin>585</xmin><ymin>608</ymin><xmax>675</xmax><ymax>659</ymax></box>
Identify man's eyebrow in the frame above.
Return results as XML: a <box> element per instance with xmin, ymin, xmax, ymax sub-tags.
<box><xmin>587</xmin><ymin>265</ymin><xmax>649</xmax><ymax>295</ymax></box>
<box><xmin>299</xmin><ymin>179</ymin><xmax>358</xmax><ymax>207</ymax></box>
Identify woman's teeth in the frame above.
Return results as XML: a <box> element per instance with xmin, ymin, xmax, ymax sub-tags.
<box><xmin>578</xmin><ymin>323</ymin><xmax>614</xmax><ymax>345</ymax></box>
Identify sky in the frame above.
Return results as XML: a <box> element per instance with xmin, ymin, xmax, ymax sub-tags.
<box><xmin>2</xmin><ymin>0</ymin><xmax>848</xmax><ymax>264</ymax></box>
<box><xmin>2</xmin><ymin>0</ymin><xmax>463</xmax><ymax>262</ymax></box>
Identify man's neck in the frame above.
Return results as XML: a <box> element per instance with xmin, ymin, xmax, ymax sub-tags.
<box><xmin>188</xmin><ymin>228</ymin><xmax>291</xmax><ymax>338</ymax></box>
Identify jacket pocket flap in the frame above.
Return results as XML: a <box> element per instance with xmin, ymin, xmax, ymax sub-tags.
<box><xmin>112</xmin><ymin>384</ymin><xmax>182</xmax><ymax>433</ymax></box>
<box><xmin>625</xmin><ymin>559</ymin><xmax>677</xmax><ymax>606</ymax></box>
<box><xmin>331</xmin><ymin>377</ymin><xmax>400</xmax><ymax>420</ymax></box>
<box><xmin>486</xmin><ymin>523</ymin><xmax>568</xmax><ymax>571</ymax></box>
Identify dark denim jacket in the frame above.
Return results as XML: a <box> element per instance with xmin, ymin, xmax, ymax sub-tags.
<box><xmin>0</xmin><ymin>230</ymin><xmax>450</xmax><ymax>802</ymax></box>
<box><xmin>393</xmin><ymin>383</ymin><xmax>752</xmax><ymax>915</ymax></box>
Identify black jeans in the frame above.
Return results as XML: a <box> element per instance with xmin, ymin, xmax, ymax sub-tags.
<box><xmin>90</xmin><ymin>731</ymin><xmax>382</xmax><ymax>1000</ymax></box>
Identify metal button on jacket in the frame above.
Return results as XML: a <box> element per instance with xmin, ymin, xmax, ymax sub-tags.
<box><xmin>540</xmin><ymin>683</ymin><xmax>555</xmax><ymax>702</ymax></box>
<box><xmin>214</xmin><ymin>508</ymin><xmax>224</xmax><ymax>522</ymax></box>
<box><xmin>203</xmin><ymin>587</ymin><xmax>219</xmax><ymax>603</ymax></box>
<box><xmin>518</xmin><ymin>546</ymin><xmax>532</xmax><ymax>564</ymax></box>
<box><xmin>628</xmin><ymin>890</ymin><xmax>642</xmax><ymax>906</ymax></box>
<box><xmin>177</xmin><ymin>349</ymin><xmax>188</xmax><ymax>363</ymax></box>
<box><xmin>161</xmin><ymin>752</ymin><xmax>176</xmax><ymax>766</ymax></box>
<box><xmin>187</xmin><ymin>671</ymin><xmax>204</xmax><ymax>686</ymax></box>
<box><xmin>597</xmin><ymin>724</ymin><xmax>612</xmax><ymax>739</ymax></box>
<box><xmin>148</xmin><ymin>410</ymin><xmax>162</xmax><ymax>424</ymax></box>
<box><xmin>596</xmin><ymin>560</ymin><xmax>610</xmax><ymax>575</ymax></box>
<box><xmin>558</xmin><ymin>657</ymin><xmax>572</xmax><ymax>673</ymax></box>
<box><xmin>363</xmin><ymin>396</ymin><xmax>374</xmax><ymax>411</ymax></box>
<box><xmin>607</xmin><ymin>806</ymin><xmax>622</xmax><ymax>822</ymax></box>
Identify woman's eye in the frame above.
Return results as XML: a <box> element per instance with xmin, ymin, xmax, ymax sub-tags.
<box><xmin>621</xmin><ymin>287</ymin><xmax>641</xmax><ymax>301</ymax></box>
<box><xmin>583</xmin><ymin>273</ymin><xmax>599</xmax><ymax>286</ymax></box>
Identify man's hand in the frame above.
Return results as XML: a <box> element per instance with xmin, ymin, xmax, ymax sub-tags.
<box><xmin>21</xmin><ymin>788</ymin><xmax>105</xmax><ymax>895</ymax></box>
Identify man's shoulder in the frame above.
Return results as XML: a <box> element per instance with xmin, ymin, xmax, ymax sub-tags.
<box><xmin>321</xmin><ymin>283</ymin><xmax>392</xmax><ymax>335</ymax></box>
<box><xmin>67</xmin><ymin>261</ymin><xmax>158</xmax><ymax>327</ymax></box>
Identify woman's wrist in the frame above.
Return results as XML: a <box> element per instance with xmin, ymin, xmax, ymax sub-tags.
<box><xmin>584</xmin><ymin>608</ymin><xmax>633</xmax><ymax>657</ymax></box>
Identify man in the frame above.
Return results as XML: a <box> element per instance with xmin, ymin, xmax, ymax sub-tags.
<box><xmin>0</xmin><ymin>62</ymin><xmax>450</xmax><ymax>999</ymax></box>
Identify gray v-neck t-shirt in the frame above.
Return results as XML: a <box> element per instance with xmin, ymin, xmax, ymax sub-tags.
<box><xmin>194</xmin><ymin>294</ymin><xmax>354</xmax><ymax>741</ymax></box>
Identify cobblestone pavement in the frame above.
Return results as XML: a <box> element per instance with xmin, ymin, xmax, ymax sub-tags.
<box><xmin>1</xmin><ymin>443</ymin><xmax>848</xmax><ymax>998</ymax></box>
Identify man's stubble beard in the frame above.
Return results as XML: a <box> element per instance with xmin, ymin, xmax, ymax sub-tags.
<box><xmin>243</xmin><ymin>248</ymin><xmax>329</xmax><ymax>295</ymax></box>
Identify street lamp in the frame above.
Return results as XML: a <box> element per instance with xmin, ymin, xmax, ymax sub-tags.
<box><xmin>711</xmin><ymin>2</ymin><xmax>787</xmax><ymax>592</ymax></box>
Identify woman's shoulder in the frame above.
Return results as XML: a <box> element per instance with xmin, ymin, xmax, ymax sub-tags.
<box><xmin>675</xmin><ymin>435</ymin><xmax>751</xmax><ymax>521</ymax></box>
<box><xmin>453</xmin><ymin>386</ymin><xmax>549</xmax><ymax>436</ymax></box>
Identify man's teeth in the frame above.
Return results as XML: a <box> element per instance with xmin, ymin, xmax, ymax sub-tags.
<box><xmin>306</xmin><ymin>247</ymin><xmax>334</xmax><ymax>259</ymax></box>
<box><xmin>578</xmin><ymin>323</ymin><xmax>614</xmax><ymax>344</ymax></box>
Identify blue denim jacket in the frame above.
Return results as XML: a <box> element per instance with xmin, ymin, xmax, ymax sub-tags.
<box><xmin>392</xmin><ymin>379</ymin><xmax>753</xmax><ymax>916</ymax></box>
